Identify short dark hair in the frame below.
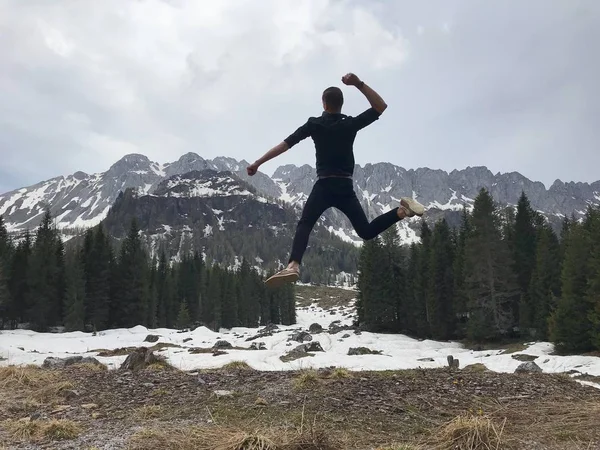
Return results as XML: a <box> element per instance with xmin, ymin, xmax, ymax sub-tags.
<box><xmin>322</xmin><ymin>86</ymin><xmax>343</xmax><ymax>110</ymax></box>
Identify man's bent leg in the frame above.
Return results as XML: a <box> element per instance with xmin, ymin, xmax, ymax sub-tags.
<box><xmin>335</xmin><ymin>190</ymin><xmax>401</xmax><ymax>240</ymax></box>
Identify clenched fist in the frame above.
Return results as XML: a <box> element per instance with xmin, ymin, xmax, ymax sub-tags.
<box><xmin>246</xmin><ymin>162</ymin><xmax>259</xmax><ymax>176</ymax></box>
<box><xmin>342</xmin><ymin>73</ymin><xmax>362</xmax><ymax>87</ymax></box>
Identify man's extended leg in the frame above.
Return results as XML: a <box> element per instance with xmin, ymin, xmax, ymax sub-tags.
<box><xmin>265</xmin><ymin>181</ymin><xmax>331</xmax><ymax>287</ymax></box>
<box><xmin>335</xmin><ymin>190</ymin><xmax>424</xmax><ymax>240</ymax></box>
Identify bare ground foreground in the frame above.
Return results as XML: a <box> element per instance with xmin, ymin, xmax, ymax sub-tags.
<box><xmin>1</xmin><ymin>363</ymin><xmax>600</xmax><ymax>450</ymax></box>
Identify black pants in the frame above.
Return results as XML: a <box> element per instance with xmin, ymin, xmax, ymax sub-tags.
<box><xmin>289</xmin><ymin>177</ymin><xmax>400</xmax><ymax>263</ymax></box>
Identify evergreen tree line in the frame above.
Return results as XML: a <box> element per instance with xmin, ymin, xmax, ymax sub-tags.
<box><xmin>357</xmin><ymin>188</ymin><xmax>600</xmax><ymax>353</ymax></box>
<box><xmin>0</xmin><ymin>212</ymin><xmax>295</xmax><ymax>332</ymax></box>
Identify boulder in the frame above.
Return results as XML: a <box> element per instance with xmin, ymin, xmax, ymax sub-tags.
<box><xmin>309</xmin><ymin>323</ymin><xmax>323</xmax><ymax>334</ymax></box>
<box><xmin>289</xmin><ymin>331</ymin><xmax>312</xmax><ymax>343</ymax></box>
<box><xmin>120</xmin><ymin>348</ymin><xmax>164</xmax><ymax>371</ymax></box>
<box><xmin>262</xmin><ymin>323</ymin><xmax>279</xmax><ymax>333</ymax></box>
<box><xmin>511</xmin><ymin>354</ymin><xmax>538</xmax><ymax>362</ymax></box>
<box><xmin>348</xmin><ymin>347</ymin><xmax>382</xmax><ymax>356</ymax></box>
<box><xmin>447</xmin><ymin>355</ymin><xmax>460</xmax><ymax>369</ymax></box>
<box><xmin>212</xmin><ymin>350</ymin><xmax>228</xmax><ymax>357</ymax></box>
<box><xmin>43</xmin><ymin>356</ymin><xmax>104</xmax><ymax>369</ymax></box>
<box><xmin>303</xmin><ymin>342</ymin><xmax>324</xmax><ymax>352</ymax></box>
<box><xmin>515</xmin><ymin>361</ymin><xmax>542</xmax><ymax>373</ymax></box>
<box><xmin>213</xmin><ymin>340</ymin><xmax>233</xmax><ymax>350</ymax></box>
<box><xmin>144</xmin><ymin>335</ymin><xmax>160</xmax><ymax>343</ymax></box>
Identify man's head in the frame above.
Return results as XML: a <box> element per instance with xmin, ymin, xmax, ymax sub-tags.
<box><xmin>322</xmin><ymin>86</ymin><xmax>343</xmax><ymax>113</ymax></box>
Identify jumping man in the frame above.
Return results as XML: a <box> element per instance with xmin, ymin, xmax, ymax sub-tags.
<box><xmin>246</xmin><ymin>73</ymin><xmax>425</xmax><ymax>287</ymax></box>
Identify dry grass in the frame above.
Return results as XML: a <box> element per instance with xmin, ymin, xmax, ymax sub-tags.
<box><xmin>31</xmin><ymin>380</ymin><xmax>74</xmax><ymax>403</ymax></box>
<box><xmin>497</xmin><ymin>400</ymin><xmax>600</xmax><ymax>446</ymax></box>
<box><xmin>293</xmin><ymin>369</ymin><xmax>321</xmax><ymax>389</ymax></box>
<box><xmin>282</xmin><ymin>428</ymin><xmax>339</xmax><ymax>450</ymax></box>
<box><xmin>70</xmin><ymin>362</ymin><xmax>107</xmax><ymax>372</ymax></box>
<box><xmin>128</xmin><ymin>425</ymin><xmax>339</xmax><ymax>450</ymax></box>
<box><xmin>128</xmin><ymin>426</ymin><xmax>278</xmax><ymax>450</ymax></box>
<box><xmin>134</xmin><ymin>405</ymin><xmax>164</xmax><ymax>420</ymax></box>
<box><xmin>462</xmin><ymin>364</ymin><xmax>488</xmax><ymax>373</ymax></box>
<box><xmin>0</xmin><ymin>365</ymin><xmax>55</xmax><ymax>388</ymax></box>
<box><xmin>295</xmin><ymin>285</ymin><xmax>356</xmax><ymax>309</ymax></box>
<box><xmin>146</xmin><ymin>361</ymin><xmax>174</xmax><ymax>371</ymax></box>
<box><xmin>3</xmin><ymin>418</ymin><xmax>81</xmax><ymax>442</ymax></box>
<box><xmin>329</xmin><ymin>367</ymin><xmax>352</xmax><ymax>379</ymax></box>
<box><xmin>223</xmin><ymin>361</ymin><xmax>254</xmax><ymax>371</ymax></box>
<box><xmin>374</xmin><ymin>446</ymin><xmax>420</xmax><ymax>450</ymax></box>
<box><xmin>429</xmin><ymin>413</ymin><xmax>506</xmax><ymax>450</ymax></box>
<box><xmin>0</xmin><ymin>366</ymin><xmax>73</xmax><ymax>407</ymax></box>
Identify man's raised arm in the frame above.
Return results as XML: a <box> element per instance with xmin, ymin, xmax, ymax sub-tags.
<box><xmin>342</xmin><ymin>73</ymin><xmax>387</xmax><ymax>114</ymax></box>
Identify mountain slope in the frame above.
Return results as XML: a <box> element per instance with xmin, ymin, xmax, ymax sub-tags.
<box><xmin>102</xmin><ymin>169</ymin><xmax>359</xmax><ymax>284</ymax></box>
<box><xmin>2</xmin><ymin>152</ymin><xmax>599</xmax><ymax>243</ymax></box>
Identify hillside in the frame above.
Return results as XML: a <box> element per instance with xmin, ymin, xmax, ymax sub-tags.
<box><xmin>102</xmin><ymin>169</ymin><xmax>359</xmax><ymax>284</ymax></box>
<box><xmin>2</xmin><ymin>153</ymin><xmax>599</xmax><ymax>244</ymax></box>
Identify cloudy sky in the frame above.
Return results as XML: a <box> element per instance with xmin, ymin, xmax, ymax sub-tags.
<box><xmin>1</xmin><ymin>0</ymin><xmax>598</xmax><ymax>194</ymax></box>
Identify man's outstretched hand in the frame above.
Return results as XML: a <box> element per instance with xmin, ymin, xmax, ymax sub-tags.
<box><xmin>342</xmin><ymin>73</ymin><xmax>362</xmax><ymax>87</ymax></box>
<box><xmin>246</xmin><ymin>162</ymin><xmax>259</xmax><ymax>176</ymax></box>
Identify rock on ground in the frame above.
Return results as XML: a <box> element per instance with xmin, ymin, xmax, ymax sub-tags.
<box><xmin>348</xmin><ymin>347</ymin><xmax>382</xmax><ymax>356</ymax></box>
<box><xmin>515</xmin><ymin>361</ymin><xmax>543</xmax><ymax>373</ymax></box>
<box><xmin>42</xmin><ymin>356</ymin><xmax>104</xmax><ymax>369</ymax></box>
<box><xmin>289</xmin><ymin>331</ymin><xmax>312</xmax><ymax>343</ymax></box>
<box><xmin>120</xmin><ymin>348</ymin><xmax>164</xmax><ymax>371</ymax></box>
<box><xmin>144</xmin><ymin>334</ymin><xmax>160</xmax><ymax>343</ymax></box>
<box><xmin>213</xmin><ymin>340</ymin><xmax>233</xmax><ymax>349</ymax></box>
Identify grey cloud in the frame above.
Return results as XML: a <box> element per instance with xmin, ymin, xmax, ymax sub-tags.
<box><xmin>0</xmin><ymin>0</ymin><xmax>598</xmax><ymax>195</ymax></box>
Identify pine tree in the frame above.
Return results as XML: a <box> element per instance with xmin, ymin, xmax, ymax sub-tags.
<box><xmin>381</xmin><ymin>226</ymin><xmax>404</xmax><ymax>332</ymax></box>
<box><xmin>8</xmin><ymin>231</ymin><xmax>31</xmax><ymax>327</ymax></box>
<box><xmin>464</xmin><ymin>189</ymin><xmax>519</xmax><ymax>341</ymax></box>
<box><xmin>147</xmin><ymin>255</ymin><xmax>158</xmax><ymax>328</ymax></box>
<box><xmin>453</xmin><ymin>207</ymin><xmax>471</xmax><ymax>338</ymax></box>
<box><xmin>82</xmin><ymin>226</ymin><xmax>113</xmax><ymax>330</ymax></box>
<box><xmin>205</xmin><ymin>266</ymin><xmax>222</xmax><ymax>330</ymax></box>
<box><xmin>0</xmin><ymin>215</ymin><xmax>12</xmax><ymax>270</ymax></box>
<box><xmin>156</xmin><ymin>251</ymin><xmax>171</xmax><ymax>327</ymax></box>
<box><xmin>405</xmin><ymin>242</ymin><xmax>429</xmax><ymax>337</ymax></box>
<box><xmin>588</xmin><ymin>208</ymin><xmax>600</xmax><ymax>350</ymax></box>
<box><xmin>54</xmin><ymin>238</ymin><xmax>66</xmax><ymax>326</ymax></box>
<box><xmin>550</xmin><ymin>218</ymin><xmax>594</xmax><ymax>353</ymax></box>
<box><xmin>357</xmin><ymin>237</ymin><xmax>393</xmax><ymax>331</ymax></box>
<box><xmin>427</xmin><ymin>219</ymin><xmax>455</xmax><ymax>340</ymax></box>
<box><xmin>176</xmin><ymin>301</ymin><xmax>191</xmax><ymax>330</ymax></box>
<box><xmin>0</xmin><ymin>264</ymin><xmax>10</xmax><ymax>326</ymax></box>
<box><xmin>527</xmin><ymin>224</ymin><xmax>561</xmax><ymax>340</ymax></box>
<box><xmin>63</xmin><ymin>252</ymin><xmax>85</xmax><ymax>332</ymax></box>
<box><xmin>513</xmin><ymin>192</ymin><xmax>537</xmax><ymax>330</ymax></box>
<box><xmin>27</xmin><ymin>210</ymin><xmax>61</xmax><ymax>331</ymax></box>
<box><xmin>0</xmin><ymin>216</ymin><xmax>11</xmax><ymax>325</ymax></box>
<box><xmin>112</xmin><ymin>219</ymin><xmax>149</xmax><ymax>328</ymax></box>
<box><xmin>221</xmin><ymin>269</ymin><xmax>239</xmax><ymax>328</ymax></box>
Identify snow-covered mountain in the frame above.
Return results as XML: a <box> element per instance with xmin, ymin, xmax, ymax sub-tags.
<box><xmin>101</xmin><ymin>169</ymin><xmax>358</xmax><ymax>284</ymax></box>
<box><xmin>2</xmin><ymin>152</ymin><xmax>600</xmax><ymax>244</ymax></box>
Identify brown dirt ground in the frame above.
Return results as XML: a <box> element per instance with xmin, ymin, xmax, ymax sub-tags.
<box><xmin>2</xmin><ymin>364</ymin><xmax>600</xmax><ymax>449</ymax></box>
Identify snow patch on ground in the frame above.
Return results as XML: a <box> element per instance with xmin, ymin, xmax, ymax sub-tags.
<box><xmin>2</xmin><ymin>304</ymin><xmax>600</xmax><ymax>377</ymax></box>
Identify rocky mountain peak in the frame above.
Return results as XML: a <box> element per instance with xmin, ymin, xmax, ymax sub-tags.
<box><xmin>106</xmin><ymin>154</ymin><xmax>152</xmax><ymax>176</ymax></box>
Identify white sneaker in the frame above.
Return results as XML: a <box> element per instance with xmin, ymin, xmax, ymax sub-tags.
<box><xmin>399</xmin><ymin>197</ymin><xmax>425</xmax><ymax>217</ymax></box>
